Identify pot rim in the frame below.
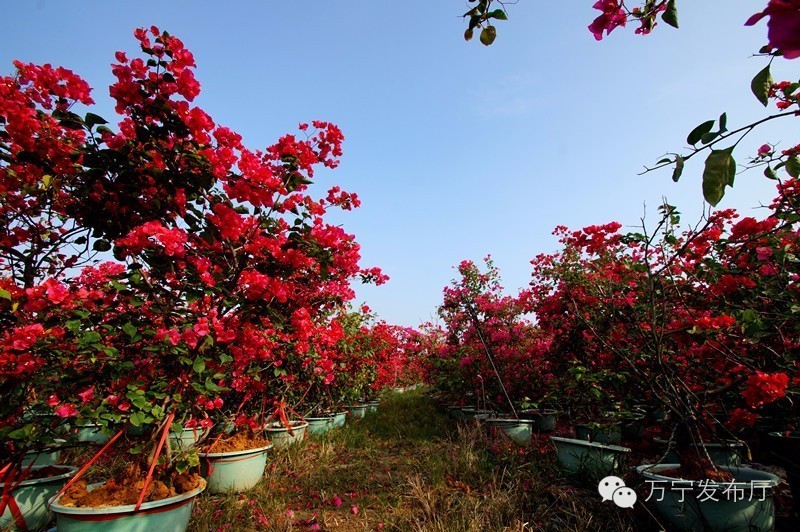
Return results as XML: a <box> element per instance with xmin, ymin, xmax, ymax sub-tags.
<box><xmin>637</xmin><ymin>463</ymin><xmax>780</xmax><ymax>487</ymax></box>
<box><xmin>550</xmin><ymin>435</ymin><xmax>631</xmax><ymax>453</ymax></box>
<box><xmin>653</xmin><ymin>437</ymin><xmax>744</xmax><ymax>448</ymax></box>
<box><xmin>263</xmin><ymin>421</ymin><xmax>309</xmax><ymax>432</ymax></box>
<box><xmin>23</xmin><ymin>438</ymin><xmax>68</xmax><ymax>455</ymax></box>
<box><xmin>0</xmin><ymin>465</ymin><xmax>77</xmax><ymax>488</ymax></box>
<box><xmin>767</xmin><ymin>430</ymin><xmax>800</xmax><ymax>439</ymax></box>
<box><xmin>305</xmin><ymin>416</ymin><xmax>334</xmax><ymax>422</ymax></box>
<box><xmin>486</xmin><ymin>418</ymin><xmax>536</xmax><ymax>425</ymax></box>
<box><xmin>49</xmin><ymin>478</ymin><xmax>207</xmax><ymax>515</ymax></box>
<box><xmin>199</xmin><ymin>443</ymin><xmax>273</xmax><ymax>458</ymax></box>
<box><xmin>520</xmin><ymin>408</ymin><xmax>559</xmax><ymax>416</ymax></box>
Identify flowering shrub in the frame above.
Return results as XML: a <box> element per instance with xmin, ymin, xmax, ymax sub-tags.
<box><xmin>1</xmin><ymin>26</ymin><xmax>388</xmax><ymax>472</ymax></box>
<box><xmin>316</xmin><ymin>308</ymin><xmax>426</xmax><ymax>409</ymax></box>
<box><xmin>432</xmin><ymin>257</ymin><xmax>551</xmax><ymax>412</ymax></box>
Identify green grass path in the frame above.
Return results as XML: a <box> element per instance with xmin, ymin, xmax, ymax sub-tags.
<box><xmin>189</xmin><ymin>391</ymin><xmax>638</xmax><ymax>531</ymax></box>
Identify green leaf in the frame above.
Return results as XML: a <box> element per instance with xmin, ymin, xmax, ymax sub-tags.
<box><xmin>464</xmin><ymin>28</ymin><xmax>474</xmax><ymax>41</ymax></box>
<box><xmin>702</xmin><ymin>147</ymin><xmax>736</xmax><ymax>206</ymax></box>
<box><xmin>765</xmin><ymin>166</ymin><xmax>779</xmax><ymax>180</ymax></box>
<box><xmin>0</xmin><ymin>289</ymin><xmax>10</xmax><ymax>300</ymax></box>
<box><xmin>700</xmin><ymin>131</ymin><xmax>719</xmax><ymax>145</ymax></box>
<box><xmin>490</xmin><ymin>9</ymin><xmax>508</xmax><ymax>20</ymax></box>
<box><xmin>786</xmin><ymin>156</ymin><xmax>800</xmax><ymax>178</ymax></box>
<box><xmin>93</xmin><ymin>239</ymin><xmax>112</xmax><ymax>252</ymax></box>
<box><xmin>122</xmin><ymin>322</ymin><xmax>138</xmax><ymax>338</ymax></box>
<box><xmin>751</xmin><ymin>65</ymin><xmax>773</xmax><ymax>107</ymax></box>
<box><xmin>130</xmin><ymin>412</ymin><xmax>143</xmax><ymax>427</ymax></box>
<box><xmin>672</xmin><ymin>155</ymin><xmax>685</xmax><ymax>182</ymax></box>
<box><xmin>84</xmin><ymin>112</ymin><xmax>108</xmax><ymax>128</ymax></box>
<box><xmin>662</xmin><ymin>0</ymin><xmax>679</xmax><ymax>28</ymax></box>
<box><xmin>718</xmin><ymin>112</ymin><xmax>727</xmax><ymax>133</ymax></box>
<box><xmin>480</xmin><ymin>25</ymin><xmax>497</xmax><ymax>46</ymax></box>
<box><xmin>193</xmin><ymin>357</ymin><xmax>206</xmax><ymax>374</ymax></box>
<box><xmin>687</xmin><ymin>120</ymin><xmax>715</xmax><ymax>145</ymax></box>
<box><xmin>82</xmin><ymin>331</ymin><xmax>102</xmax><ymax>343</ymax></box>
<box><xmin>8</xmin><ymin>425</ymin><xmax>33</xmax><ymax>439</ymax></box>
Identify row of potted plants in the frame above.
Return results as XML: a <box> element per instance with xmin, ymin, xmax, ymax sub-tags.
<box><xmin>425</xmin><ymin>185</ymin><xmax>800</xmax><ymax>529</ymax></box>
<box><xmin>0</xmin><ymin>26</ymin><xmax>425</xmax><ymax>531</ymax></box>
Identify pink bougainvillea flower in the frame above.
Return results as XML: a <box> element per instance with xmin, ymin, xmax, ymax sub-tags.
<box><xmin>350</xmin><ymin>505</ymin><xmax>359</xmax><ymax>515</ymax></box>
<box><xmin>758</xmin><ymin>143</ymin><xmax>773</xmax><ymax>157</ymax></box>
<box><xmin>746</xmin><ymin>1</ymin><xmax>800</xmax><ymax>59</ymax></box>
<box><xmin>78</xmin><ymin>388</ymin><xmax>95</xmax><ymax>403</ymax></box>
<box><xmin>588</xmin><ymin>0</ymin><xmax>627</xmax><ymax>40</ymax></box>
<box><xmin>56</xmin><ymin>404</ymin><xmax>78</xmax><ymax>418</ymax></box>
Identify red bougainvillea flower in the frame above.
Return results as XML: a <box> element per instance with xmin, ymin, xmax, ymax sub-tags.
<box><xmin>746</xmin><ymin>1</ymin><xmax>800</xmax><ymax>59</ymax></box>
<box><xmin>728</xmin><ymin>408</ymin><xmax>758</xmax><ymax>430</ymax></box>
<box><xmin>742</xmin><ymin>371</ymin><xmax>790</xmax><ymax>407</ymax></box>
<box><xmin>588</xmin><ymin>0</ymin><xmax>627</xmax><ymax>40</ymax></box>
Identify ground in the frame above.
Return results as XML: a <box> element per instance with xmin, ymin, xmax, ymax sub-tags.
<box><xmin>188</xmin><ymin>391</ymin><xmax>645</xmax><ymax>531</ymax></box>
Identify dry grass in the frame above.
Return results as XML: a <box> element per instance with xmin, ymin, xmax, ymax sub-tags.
<box><xmin>187</xmin><ymin>391</ymin><xmax>656</xmax><ymax>531</ymax></box>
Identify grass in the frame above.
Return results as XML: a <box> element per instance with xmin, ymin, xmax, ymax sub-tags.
<box><xmin>188</xmin><ymin>390</ymin><xmax>653</xmax><ymax>531</ymax></box>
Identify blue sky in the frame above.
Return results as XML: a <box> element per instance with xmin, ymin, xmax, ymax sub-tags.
<box><xmin>2</xmin><ymin>1</ymin><xmax>793</xmax><ymax>326</ymax></box>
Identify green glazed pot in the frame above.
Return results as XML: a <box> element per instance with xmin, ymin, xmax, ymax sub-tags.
<box><xmin>345</xmin><ymin>405</ymin><xmax>369</xmax><ymax>420</ymax></box>
<box><xmin>620</xmin><ymin>412</ymin><xmax>647</xmax><ymax>439</ymax></box>
<box><xmin>653</xmin><ymin>437</ymin><xmax>744</xmax><ymax>466</ymax></box>
<box><xmin>170</xmin><ymin>428</ymin><xmax>208</xmax><ymax>451</ymax></box>
<box><xmin>306</xmin><ymin>416</ymin><xmax>334</xmax><ymax>436</ymax></box>
<box><xmin>22</xmin><ymin>440</ymin><xmax>65</xmax><ymax>467</ymax></box>
<box><xmin>0</xmin><ymin>465</ymin><xmax>77</xmax><ymax>531</ymax></box>
<box><xmin>200</xmin><ymin>445</ymin><xmax>272</xmax><ymax>494</ymax></box>
<box><xmin>485</xmin><ymin>418</ymin><xmax>534</xmax><ymax>446</ymax></box>
<box><xmin>766</xmin><ymin>431</ymin><xmax>800</xmax><ymax>512</ymax></box>
<box><xmin>330</xmin><ymin>412</ymin><xmax>347</xmax><ymax>429</ymax></box>
<box><xmin>461</xmin><ymin>408</ymin><xmax>494</xmax><ymax>421</ymax></box>
<box><xmin>50</xmin><ymin>478</ymin><xmax>206</xmax><ymax>531</ymax></box>
<box><xmin>520</xmin><ymin>409</ymin><xmax>558</xmax><ymax>432</ymax></box>
<box><xmin>573</xmin><ymin>423</ymin><xmax>622</xmax><ymax>444</ymax></box>
<box><xmin>550</xmin><ymin>436</ymin><xmax>630</xmax><ymax>476</ymax></box>
<box><xmin>637</xmin><ymin>464</ymin><xmax>779</xmax><ymax>531</ymax></box>
<box><xmin>76</xmin><ymin>423</ymin><xmax>111</xmax><ymax>445</ymax></box>
<box><xmin>264</xmin><ymin>421</ymin><xmax>308</xmax><ymax>448</ymax></box>
<box><xmin>367</xmin><ymin>402</ymin><xmax>380</xmax><ymax>414</ymax></box>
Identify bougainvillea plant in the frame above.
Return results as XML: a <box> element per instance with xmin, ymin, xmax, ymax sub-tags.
<box><xmin>435</xmin><ymin>257</ymin><xmax>551</xmax><ymax>415</ymax></box>
<box><xmin>530</xmin><ymin>189</ymin><xmax>800</xmax><ymax>476</ymax></box>
<box><xmin>1</xmin><ymin>25</ymin><xmax>388</xmax><ymax>493</ymax></box>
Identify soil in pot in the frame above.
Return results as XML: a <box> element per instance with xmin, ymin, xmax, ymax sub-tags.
<box><xmin>204</xmin><ymin>429</ymin><xmax>270</xmax><ymax>454</ymax></box>
<box><xmin>59</xmin><ymin>464</ymin><xmax>202</xmax><ymax>508</ymax></box>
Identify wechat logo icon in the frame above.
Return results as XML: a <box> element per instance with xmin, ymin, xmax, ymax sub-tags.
<box><xmin>598</xmin><ymin>476</ymin><xmax>637</xmax><ymax>509</ymax></box>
